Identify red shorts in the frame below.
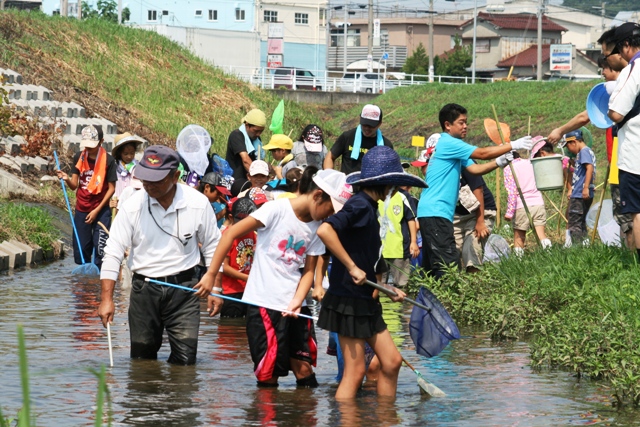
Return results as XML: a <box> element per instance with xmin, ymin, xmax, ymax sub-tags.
<box><xmin>246</xmin><ymin>306</ymin><xmax>317</xmax><ymax>381</ymax></box>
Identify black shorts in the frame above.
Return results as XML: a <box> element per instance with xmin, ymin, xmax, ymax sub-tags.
<box><xmin>418</xmin><ymin>216</ymin><xmax>459</xmax><ymax>278</ymax></box>
<box><xmin>246</xmin><ymin>305</ymin><xmax>317</xmax><ymax>381</ymax></box>
<box><xmin>619</xmin><ymin>170</ymin><xmax>640</xmax><ymax>215</ymax></box>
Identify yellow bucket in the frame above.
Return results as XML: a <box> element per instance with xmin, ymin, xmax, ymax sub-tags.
<box><xmin>531</xmin><ymin>156</ymin><xmax>564</xmax><ymax>191</ymax></box>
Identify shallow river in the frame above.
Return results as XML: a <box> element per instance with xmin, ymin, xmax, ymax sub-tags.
<box><xmin>1</xmin><ymin>257</ymin><xmax>637</xmax><ymax>426</ymax></box>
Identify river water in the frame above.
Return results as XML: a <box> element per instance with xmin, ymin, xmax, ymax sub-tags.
<box><xmin>0</xmin><ymin>257</ymin><xmax>636</xmax><ymax>426</ymax></box>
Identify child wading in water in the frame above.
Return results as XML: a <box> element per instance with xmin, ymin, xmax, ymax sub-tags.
<box><xmin>199</xmin><ymin>167</ymin><xmax>351</xmax><ymax>387</ymax></box>
<box><xmin>317</xmin><ymin>146</ymin><xmax>427</xmax><ymax>399</ymax></box>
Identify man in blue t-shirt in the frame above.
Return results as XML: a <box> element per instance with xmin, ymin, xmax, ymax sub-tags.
<box><xmin>417</xmin><ymin>103</ymin><xmax>533</xmax><ymax>278</ymax></box>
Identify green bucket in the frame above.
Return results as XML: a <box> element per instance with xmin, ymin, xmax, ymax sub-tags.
<box><xmin>531</xmin><ymin>156</ymin><xmax>564</xmax><ymax>191</ymax></box>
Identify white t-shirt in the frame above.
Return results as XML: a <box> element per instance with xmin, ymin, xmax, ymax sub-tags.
<box><xmin>242</xmin><ymin>198</ymin><xmax>325</xmax><ymax>310</ymax></box>
<box><xmin>116</xmin><ymin>186</ymin><xmax>140</xmax><ymax>210</ymax></box>
<box><xmin>609</xmin><ymin>59</ymin><xmax>640</xmax><ymax>175</ymax></box>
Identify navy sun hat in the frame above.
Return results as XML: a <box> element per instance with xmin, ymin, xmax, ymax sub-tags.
<box><xmin>346</xmin><ymin>146</ymin><xmax>427</xmax><ymax>188</ymax></box>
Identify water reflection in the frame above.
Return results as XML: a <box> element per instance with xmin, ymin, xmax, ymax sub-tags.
<box><xmin>0</xmin><ymin>258</ymin><xmax>633</xmax><ymax>426</ymax></box>
<box><xmin>121</xmin><ymin>361</ymin><xmax>201</xmax><ymax>426</ymax></box>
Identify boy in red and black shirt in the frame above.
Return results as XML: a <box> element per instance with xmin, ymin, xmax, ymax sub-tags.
<box><xmin>56</xmin><ymin>125</ymin><xmax>117</xmax><ymax>269</ymax></box>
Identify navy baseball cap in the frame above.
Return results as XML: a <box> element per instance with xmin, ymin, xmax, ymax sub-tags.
<box><xmin>134</xmin><ymin>145</ymin><xmax>181</xmax><ymax>182</ymax></box>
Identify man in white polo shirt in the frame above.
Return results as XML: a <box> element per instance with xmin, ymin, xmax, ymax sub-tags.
<box><xmin>98</xmin><ymin>145</ymin><xmax>222</xmax><ymax>365</ymax></box>
<box><xmin>607</xmin><ymin>22</ymin><xmax>640</xmax><ymax>261</ymax></box>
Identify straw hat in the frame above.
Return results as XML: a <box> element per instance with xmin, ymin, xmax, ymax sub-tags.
<box><xmin>346</xmin><ymin>146</ymin><xmax>427</xmax><ymax>188</ymax></box>
<box><xmin>112</xmin><ymin>132</ymin><xmax>145</xmax><ymax>159</ymax></box>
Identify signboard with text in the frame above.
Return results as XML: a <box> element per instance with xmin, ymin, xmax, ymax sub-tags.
<box><xmin>267</xmin><ymin>54</ymin><xmax>283</xmax><ymax>69</ymax></box>
<box><xmin>550</xmin><ymin>44</ymin><xmax>573</xmax><ymax>71</ymax></box>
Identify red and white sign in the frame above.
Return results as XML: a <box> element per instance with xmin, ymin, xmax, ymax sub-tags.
<box><xmin>267</xmin><ymin>54</ymin><xmax>283</xmax><ymax>69</ymax></box>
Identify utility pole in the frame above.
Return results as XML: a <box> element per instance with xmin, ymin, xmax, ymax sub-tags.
<box><xmin>429</xmin><ymin>0</ymin><xmax>434</xmax><ymax>82</ymax></box>
<box><xmin>118</xmin><ymin>0</ymin><xmax>122</xmax><ymax>24</ymax></box>
<box><xmin>471</xmin><ymin>0</ymin><xmax>478</xmax><ymax>83</ymax></box>
<box><xmin>61</xmin><ymin>0</ymin><xmax>67</xmax><ymax>16</ymax></box>
<box><xmin>0</xmin><ymin>0</ymin><xmax>5</xmax><ymax>11</ymax></box>
<box><xmin>367</xmin><ymin>0</ymin><xmax>373</xmax><ymax>72</ymax></box>
<box><xmin>537</xmin><ymin>0</ymin><xmax>543</xmax><ymax>81</ymax></box>
<box><xmin>343</xmin><ymin>4</ymin><xmax>348</xmax><ymax>75</ymax></box>
<box><xmin>78</xmin><ymin>0</ymin><xmax>82</xmax><ymax>19</ymax></box>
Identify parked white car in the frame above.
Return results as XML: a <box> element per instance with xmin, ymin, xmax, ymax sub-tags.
<box><xmin>338</xmin><ymin>73</ymin><xmax>396</xmax><ymax>93</ymax></box>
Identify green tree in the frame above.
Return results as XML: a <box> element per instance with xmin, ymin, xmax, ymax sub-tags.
<box><xmin>435</xmin><ymin>35</ymin><xmax>472</xmax><ymax>78</ymax></box>
<box><xmin>402</xmin><ymin>42</ymin><xmax>440</xmax><ymax>80</ymax></box>
<box><xmin>82</xmin><ymin>0</ymin><xmax>131</xmax><ymax>22</ymax></box>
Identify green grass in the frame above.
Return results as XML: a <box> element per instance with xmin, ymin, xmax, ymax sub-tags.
<box><xmin>0</xmin><ymin>10</ymin><xmax>329</xmax><ymax>154</ymax></box>
<box><xmin>0</xmin><ymin>201</ymin><xmax>61</xmax><ymax>252</ymax></box>
<box><xmin>408</xmin><ymin>244</ymin><xmax>640</xmax><ymax>406</ymax></box>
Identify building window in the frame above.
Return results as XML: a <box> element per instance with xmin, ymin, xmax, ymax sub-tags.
<box><xmin>236</xmin><ymin>8</ymin><xmax>245</xmax><ymax>21</ymax></box>
<box><xmin>208</xmin><ymin>10</ymin><xmax>218</xmax><ymax>21</ymax></box>
<box><xmin>331</xmin><ymin>29</ymin><xmax>360</xmax><ymax>47</ymax></box>
<box><xmin>264</xmin><ymin>10</ymin><xmax>278</xmax><ymax>22</ymax></box>
<box><xmin>195</xmin><ymin>10</ymin><xmax>202</xmax><ymax>17</ymax></box>
<box><xmin>295</xmin><ymin>13</ymin><xmax>309</xmax><ymax>25</ymax></box>
<box><xmin>147</xmin><ymin>10</ymin><xmax>157</xmax><ymax>21</ymax></box>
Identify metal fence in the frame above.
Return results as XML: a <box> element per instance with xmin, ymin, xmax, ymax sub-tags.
<box><xmin>218</xmin><ymin>66</ymin><xmax>496</xmax><ymax>94</ymax></box>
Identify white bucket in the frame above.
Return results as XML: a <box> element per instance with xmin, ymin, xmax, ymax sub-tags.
<box><xmin>531</xmin><ymin>156</ymin><xmax>564</xmax><ymax>191</ymax></box>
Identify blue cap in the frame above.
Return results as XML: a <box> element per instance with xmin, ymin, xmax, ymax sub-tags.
<box><xmin>586</xmin><ymin>82</ymin><xmax>614</xmax><ymax>129</ymax></box>
<box><xmin>560</xmin><ymin>129</ymin><xmax>583</xmax><ymax>147</ymax></box>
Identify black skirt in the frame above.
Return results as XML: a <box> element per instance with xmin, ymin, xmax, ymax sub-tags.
<box><xmin>317</xmin><ymin>292</ymin><xmax>387</xmax><ymax>339</ymax></box>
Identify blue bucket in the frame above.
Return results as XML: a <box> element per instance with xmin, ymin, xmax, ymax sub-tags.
<box><xmin>586</xmin><ymin>82</ymin><xmax>613</xmax><ymax>129</ymax></box>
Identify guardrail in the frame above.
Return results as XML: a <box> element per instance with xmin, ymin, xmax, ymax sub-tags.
<box><xmin>218</xmin><ymin>66</ymin><xmax>496</xmax><ymax>93</ymax></box>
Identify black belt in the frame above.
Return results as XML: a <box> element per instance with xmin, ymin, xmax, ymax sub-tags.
<box><xmin>133</xmin><ymin>267</ymin><xmax>195</xmax><ymax>285</ymax></box>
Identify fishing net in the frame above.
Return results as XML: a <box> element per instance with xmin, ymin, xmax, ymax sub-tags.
<box><xmin>483</xmin><ymin>234</ymin><xmax>511</xmax><ymax>263</ymax></box>
<box><xmin>483</xmin><ymin>118</ymin><xmax>511</xmax><ymax>144</ymax></box>
<box><xmin>176</xmin><ymin>125</ymin><xmax>212</xmax><ymax>176</ymax></box>
<box><xmin>409</xmin><ymin>287</ymin><xmax>460</xmax><ymax>358</ymax></box>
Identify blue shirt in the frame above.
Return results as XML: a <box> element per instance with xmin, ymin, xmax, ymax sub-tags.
<box><xmin>571</xmin><ymin>146</ymin><xmax>596</xmax><ymax>199</ymax></box>
<box><xmin>417</xmin><ymin>133</ymin><xmax>477</xmax><ymax>221</ymax></box>
<box><xmin>325</xmin><ymin>191</ymin><xmax>380</xmax><ymax>299</ymax></box>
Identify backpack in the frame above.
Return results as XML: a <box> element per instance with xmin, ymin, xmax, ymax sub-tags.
<box><xmin>208</xmin><ymin>153</ymin><xmax>234</xmax><ymax>178</ymax></box>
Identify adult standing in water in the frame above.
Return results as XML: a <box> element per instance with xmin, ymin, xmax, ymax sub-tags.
<box><xmin>226</xmin><ymin>109</ymin><xmax>267</xmax><ymax>196</ymax></box>
<box><xmin>98</xmin><ymin>145</ymin><xmax>222</xmax><ymax>365</ymax></box>
<box><xmin>323</xmin><ymin>104</ymin><xmax>393</xmax><ymax>173</ymax></box>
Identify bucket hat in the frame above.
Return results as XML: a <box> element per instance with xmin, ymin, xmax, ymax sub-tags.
<box><xmin>263</xmin><ymin>134</ymin><xmax>293</xmax><ymax>151</ymax></box>
<box><xmin>112</xmin><ymin>132</ymin><xmax>145</xmax><ymax>160</ymax></box>
<box><xmin>346</xmin><ymin>146</ymin><xmax>427</xmax><ymax>188</ymax></box>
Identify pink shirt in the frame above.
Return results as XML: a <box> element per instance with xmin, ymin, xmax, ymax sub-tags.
<box><xmin>503</xmin><ymin>158</ymin><xmax>544</xmax><ymax>219</ymax></box>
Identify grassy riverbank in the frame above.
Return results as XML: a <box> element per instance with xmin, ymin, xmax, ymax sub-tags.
<box><xmin>0</xmin><ymin>199</ymin><xmax>61</xmax><ymax>252</ymax></box>
<box><xmin>408</xmin><ymin>244</ymin><xmax>640</xmax><ymax>406</ymax></box>
<box><xmin>0</xmin><ymin>10</ymin><xmax>330</xmax><ymax>152</ymax></box>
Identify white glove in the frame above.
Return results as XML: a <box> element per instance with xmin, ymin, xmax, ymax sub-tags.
<box><xmin>510</xmin><ymin>136</ymin><xmax>533</xmax><ymax>151</ymax></box>
<box><xmin>496</xmin><ymin>151</ymin><xmax>514</xmax><ymax>168</ymax></box>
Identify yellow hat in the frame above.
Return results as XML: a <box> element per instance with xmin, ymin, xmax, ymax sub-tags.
<box><xmin>263</xmin><ymin>134</ymin><xmax>293</xmax><ymax>151</ymax></box>
<box><xmin>242</xmin><ymin>109</ymin><xmax>267</xmax><ymax>127</ymax></box>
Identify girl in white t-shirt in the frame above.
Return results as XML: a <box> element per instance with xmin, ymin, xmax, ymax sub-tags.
<box><xmin>201</xmin><ymin>167</ymin><xmax>351</xmax><ymax>388</ymax></box>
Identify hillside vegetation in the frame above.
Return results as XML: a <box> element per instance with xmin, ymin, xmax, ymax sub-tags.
<box><xmin>0</xmin><ymin>10</ymin><xmax>328</xmax><ymax>152</ymax></box>
<box><xmin>1</xmin><ymin>10</ymin><xmax>605</xmax><ymax>159</ymax></box>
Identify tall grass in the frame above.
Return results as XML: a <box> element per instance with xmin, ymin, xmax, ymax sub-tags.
<box><xmin>409</xmin><ymin>244</ymin><xmax>640</xmax><ymax>406</ymax></box>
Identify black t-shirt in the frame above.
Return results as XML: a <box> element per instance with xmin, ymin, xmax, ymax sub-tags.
<box><xmin>225</xmin><ymin>129</ymin><xmax>257</xmax><ymax>196</ymax></box>
<box><xmin>325</xmin><ymin>191</ymin><xmax>381</xmax><ymax>299</ymax></box>
<box><xmin>455</xmin><ymin>168</ymin><xmax>497</xmax><ymax>216</ymax></box>
<box><xmin>330</xmin><ymin>127</ymin><xmax>393</xmax><ymax>175</ymax></box>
